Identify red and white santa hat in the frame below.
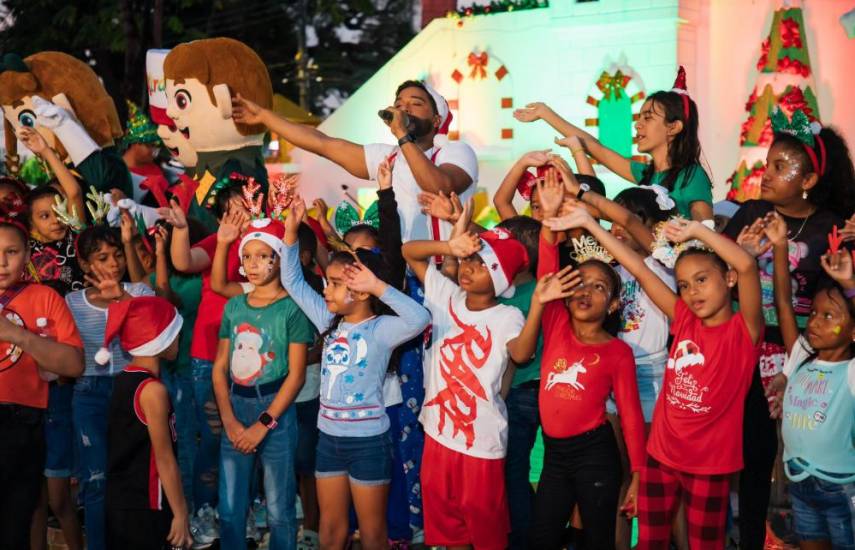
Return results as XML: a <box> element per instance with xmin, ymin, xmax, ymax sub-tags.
<box><xmin>421</xmin><ymin>82</ymin><xmax>453</xmax><ymax>147</ymax></box>
<box><xmin>146</xmin><ymin>49</ymin><xmax>172</xmax><ymax>127</ymax></box>
<box><xmin>477</xmin><ymin>227</ymin><xmax>530</xmax><ymax>298</ymax></box>
<box><xmin>239</xmin><ymin>218</ymin><xmax>286</xmax><ymax>258</ymax></box>
<box><xmin>95</xmin><ymin>296</ymin><xmax>183</xmax><ymax>365</ymax></box>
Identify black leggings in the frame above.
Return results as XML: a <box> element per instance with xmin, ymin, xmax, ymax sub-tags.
<box><xmin>529</xmin><ymin>422</ymin><xmax>623</xmax><ymax>550</ymax></box>
<box><xmin>738</xmin><ymin>368</ymin><xmax>778</xmax><ymax>550</ymax></box>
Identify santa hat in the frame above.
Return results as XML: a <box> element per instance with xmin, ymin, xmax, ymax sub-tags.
<box><xmin>477</xmin><ymin>227</ymin><xmax>530</xmax><ymax>298</ymax></box>
<box><xmin>95</xmin><ymin>297</ymin><xmax>183</xmax><ymax>365</ymax></box>
<box><xmin>670</xmin><ymin>66</ymin><xmax>691</xmax><ymax>121</ymax></box>
<box><xmin>239</xmin><ymin>218</ymin><xmax>286</xmax><ymax>258</ymax></box>
<box><xmin>234</xmin><ymin>322</ymin><xmax>264</xmax><ymax>344</ymax></box>
<box><xmin>146</xmin><ymin>49</ymin><xmax>172</xmax><ymax>127</ymax></box>
<box><xmin>422</xmin><ymin>82</ymin><xmax>453</xmax><ymax>147</ymax></box>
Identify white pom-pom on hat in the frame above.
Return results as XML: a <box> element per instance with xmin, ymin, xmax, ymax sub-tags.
<box><xmin>94</xmin><ymin>347</ymin><xmax>112</xmax><ymax>365</ymax></box>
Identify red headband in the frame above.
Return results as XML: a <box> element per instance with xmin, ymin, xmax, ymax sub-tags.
<box><xmin>0</xmin><ymin>216</ymin><xmax>28</xmax><ymax>236</ymax></box>
<box><xmin>516</xmin><ymin>166</ymin><xmax>563</xmax><ymax>200</ymax></box>
<box><xmin>802</xmin><ymin>135</ymin><xmax>827</xmax><ymax>177</ymax></box>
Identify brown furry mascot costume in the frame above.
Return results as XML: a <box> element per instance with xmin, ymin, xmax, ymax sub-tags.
<box><xmin>0</xmin><ymin>52</ymin><xmax>133</xmax><ymax>196</ymax></box>
<box><xmin>163</xmin><ymin>37</ymin><xmax>272</xmax><ymax>230</ymax></box>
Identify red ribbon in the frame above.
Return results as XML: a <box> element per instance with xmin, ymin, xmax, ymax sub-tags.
<box><xmin>139</xmin><ymin>175</ymin><xmax>170</xmax><ymax>208</ymax></box>
<box><xmin>468</xmin><ymin>52</ymin><xmax>488</xmax><ymax>80</ymax></box>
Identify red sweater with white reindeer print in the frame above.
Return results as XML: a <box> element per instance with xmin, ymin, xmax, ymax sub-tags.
<box><xmin>647</xmin><ymin>299</ymin><xmax>759</xmax><ymax>474</ymax></box>
<box><xmin>538</xmin><ymin>236</ymin><xmax>646</xmax><ymax>471</ymax></box>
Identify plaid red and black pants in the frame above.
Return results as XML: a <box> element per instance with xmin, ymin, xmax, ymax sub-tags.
<box><xmin>636</xmin><ymin>456</ymin><xmax>730</xmax><ymax>549</ymax></box>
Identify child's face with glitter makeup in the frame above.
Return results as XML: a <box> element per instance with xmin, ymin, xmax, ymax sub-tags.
<box><xmin>241</xmin><ymin>240</ymin><xmax>280</xmax><ymax>286</ymax></box>
<box><xmin>761</xmin><ymin>142</ymin><xmax>815</xmax><ymax>206</ymax></box>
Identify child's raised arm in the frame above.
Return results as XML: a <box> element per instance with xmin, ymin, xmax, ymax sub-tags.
<box><xmin>211</xmin><ymin>210</ymin><xmax>250</xmax><ymax>298</ymax></box>
<box><xmin>402</xmin><ymin>231</ymin><xmax>481</xmax><ymax>285</ymax></box>
<box><xmin>764</xmin><ymin>213</ymin><xmax>799</xmax><ymax>353</ymax></box>
<box><xmin>376</xmin><ymin>159</ymin><xmax>406</xmax><ymax>288</ymax></box>
<box><xmin>544</xmin><ymin>207</ymin><xmax>679</xmax><ymax>319</ymax></box>
<box><xmin>514</xmin><ymin>102</ymin><xmax>634</xmax><ymax>182</ymax></box>
<box><xmin>161</xmin><ymin>199</ymin><xmax>210</xmax><ymax>273</ymax></box>
<box><xmin>535</xmin><ymin>166</ymin><xmax>568</xmax><ymax>245</ymax></box>
<box><xmin>556</xmin><ymin>135</ymin><xmax>596</xmax><ymax>176</ymax></box>
<box><xmin>493</xmin><ymin>150</ymin><xmax>551</xmax><ymax>221</ymax></box>
<box><xmin>19</xmin><ymin>127</ymin><xmax>86</xmax><ymax>218</ymax></box>
<box><xmin>670</xmin><ymin>219</ymin><xmax>764</xmax><ymax>343</ymax></box>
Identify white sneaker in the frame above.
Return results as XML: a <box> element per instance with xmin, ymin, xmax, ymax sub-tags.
<box><xmin>190</xmin><ymin>504</ymin><xmax>219</xmax><ymax>549</ymax></box>
<box><xmin>253</xmin><ymin>498</ymin><xmax>268</xmax><ymax>529</ymax></box>
<box><xmin>246</xmin><ymin>508</ymin><xmax>260</xmax><ymax>542</ymax></box>
<box><xmin>297</xmin><ymin>529</ymin><xmax>320</xmax><ymax>550</ymax></box>
<box><xmin>295</xmin><ymin>494</ymin><xmax>304</xmax><ymax>520</ymax></box>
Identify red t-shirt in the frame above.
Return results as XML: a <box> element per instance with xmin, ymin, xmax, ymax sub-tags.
<box><xmin>537</xmin><ymin>236</ymin><xmax>647</xmax><ymax>471</ymax></box>
<box><xmin>189</xmin><ymin>234</ymin><xmax>244</xmax><ymax>361</ymax></box>
<box><xmin>647</xmin><ymin>299</ymin><xmax>760</xmax><ymax>474</ymax></box>
<box><xmin>0</xmin><ymin>284</ymin><xmax>83</xmax><ymax>409</ymax></box>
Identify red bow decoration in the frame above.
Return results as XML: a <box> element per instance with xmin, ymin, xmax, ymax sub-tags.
<box><xmin>168</xmin><ymin>174</ymin><xmax>200</xmax><ymax>214</ymax></box>
<box><xmin>139</xmin><ymin>175</ymin><xmax>170</xmax><ymax>209</ymax></box>
<box><xmin>468</xmin><ymin>51</ymin><xmax>488</xmax><ymax>80</ymax></box>
<box><xmin>828</xmin><ymin>226</ymin><xmax>843</xmax><ymax>255</ymax></box>
<box><xmin>596</xmin><ymin>71</ymin><xmax>630</xmax><ymax>100</ymax></box>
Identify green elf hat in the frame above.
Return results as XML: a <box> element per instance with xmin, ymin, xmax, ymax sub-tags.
<box><xmin>123</xmin><ymin>100</ymin><xmax>161</xmax><ymax>147</ymax></box>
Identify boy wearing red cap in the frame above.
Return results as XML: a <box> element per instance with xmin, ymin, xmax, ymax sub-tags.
<box><xmin>402</xmin><ymin>224</ymin><xmax>548</xmax><ymax>550</ymax></box>
<box><xmin>99</xmin><ymin>295</ymin><xmax>192</xmax><ymax>549</ymax></box>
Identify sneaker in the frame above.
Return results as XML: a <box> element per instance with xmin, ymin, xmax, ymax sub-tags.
<box><xmin>411</xmin><ymin>528</ymin><xmax>424</xmax><ymax>544</ymax></box>
<box><xmin>295</xmin><ymin>494</ymin><xmax>304</xmax><ymax>521</ymax></box>
<box><xmin>253</xmin><ymin>498</ymin><xmax>268</xmax><ymax>529</ymax></box>
<box><xmin>246</xmin><ymin>510</ymin><xmax>260</xmax><ymax>543</ymax></box>
<box><xmin>297</xmin><ymin>529</ymin><xmax>320</xmax><ymax>550</ymax></box>
<box><xmin>190</xmin><ymin>504</ymin><xmax>219</xmax><ymax>549</ymax></box>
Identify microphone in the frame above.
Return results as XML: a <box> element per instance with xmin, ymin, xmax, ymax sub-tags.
<box><xmin>378</xmin><ymin>109</ymin><xmax>409</xmax><ymax>129</ymax></box>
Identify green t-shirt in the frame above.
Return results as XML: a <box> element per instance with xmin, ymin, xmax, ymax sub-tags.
<box><xmin>149</xmin><ymin>273</ymin><xmax>202</xmax><ymax>373</ymax></box>
<box><xmin>499</xmin><ymin>280</ymin><xmax>543</xmax><ymax>388</ymax></box>
<box><xmin>219</xmin><ymin>294</ymin><xmax>315</xmax><ymax>386</ymax></box>
<box><xmin>630</xmin><ymin>161</ymin><xmax>713</xmax><ymax>219</ymax></box>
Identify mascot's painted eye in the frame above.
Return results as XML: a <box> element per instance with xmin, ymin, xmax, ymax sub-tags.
<box><xmin>17</xmin><ymin>110</ymin><xmax>36</xmax><ymax>128</ymax></box>
<box><xmin>174</xmin><ymin>90</ymin><xmax>192</xmax><ymax>110</ymax></box>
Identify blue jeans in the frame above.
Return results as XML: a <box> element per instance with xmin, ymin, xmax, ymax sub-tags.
<box><xmin>505</xmin><ymin>385</ymin><xmax>540</xmax><ymax>550</ymax></box>
<box><xmin>45</xmin><ymin>382</ymin><xmax>75</xmax><ymax>478</ymax></box>
<box><xmin>191</xmin><ymin>358</ymin><xmax>221</xmax><ymax>510</ymax></box>
<box><xmin>788</xmin><ymin>464</ymin><xmax>855</xmax><ymax>549</ymax></box>
<box><xmin>162</xmin><ymin>367</ymin><xmax>195</xmax><ymax>510</ymax></box>
<box><xmin>72</xmin><ymin>375</ymin><xmax>114</xmax><ymax>550</ymax></box>
<box><xmin>219</xmin><ymin>392</ymin><xmax>298</xmax><ymax>550</ymax></box>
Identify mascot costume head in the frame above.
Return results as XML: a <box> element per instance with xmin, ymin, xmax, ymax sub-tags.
<box><xmin>161</xmin><ymin>38</ymin><xmax>272</xmax><ymax>231</ymax></box>
<box><xmin>0</xmin><ymin>52</ymin><xmax>132</xmax><ymax>196</ymax></box>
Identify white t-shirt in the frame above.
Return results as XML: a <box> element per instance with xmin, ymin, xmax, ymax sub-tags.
<box><xmin>364</xmin><ymin>141</ymin><xmax>478</xmax><ymax>242</ymax></box>
<box><xmin>419</xmin><ymin>265</ymin><xmax>525</xmax><ymax>459</ymax></box>
<box><xmin>616</xmin><ymin>256</ymin><xmax>675</xmax><ymax>362</ymax></box>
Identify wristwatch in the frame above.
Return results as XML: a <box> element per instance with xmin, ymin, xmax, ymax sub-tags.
<box><xmin>397</xmin><ymin>133</ymin><xmax>416</xmax><ymax>147</ymax></box>
<box><xmin>577</xmin><ymin>182</ymin><xmax>591</xmax><ymax>200</ymax></box>
<box><xmin>258</xmin><ymin>412</ymin><xmax>278</xmax><ymax>430</ymax></box>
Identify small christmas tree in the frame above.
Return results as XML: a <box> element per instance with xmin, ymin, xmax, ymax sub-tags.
<box><xmin>727</xmin><ymin>3</ymin><xmax>820</xmax><ymax>202</ymax></box>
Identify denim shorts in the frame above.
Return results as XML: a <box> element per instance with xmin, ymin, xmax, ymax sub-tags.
<box><xmin>295</xmin><ymin>398</ymin><xmax>320</xmax><ymax>476</ymax></box>
<box><xmin>788</xmin><ymin>463</ymin><xmax>855</xmax><ymax>548</ymax></box>
<box><xmin>45</xmin><ymin>383</ymin><xmax>75</xmax><ymax>478</ymax></box>
<box><xmin>606</xmin><ymin>359</ymin><xmax>665</xmax><ymax>422</ymax></box>
<box><xmin>315</xmin><ymin>430</ymin><xmax>393</xmax><ymax>485</ymax></box>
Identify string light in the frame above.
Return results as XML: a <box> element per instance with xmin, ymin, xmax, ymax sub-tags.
<box><xmin>447</xmin><ymin>0</ymin><xmax>547</xmax><ymax>19</ymax></box>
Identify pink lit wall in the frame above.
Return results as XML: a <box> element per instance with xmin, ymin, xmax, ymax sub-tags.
<box><xmin>691</xmin><ymin>0</ymin><xmax>855</xmax><ymax>200</ymax></box>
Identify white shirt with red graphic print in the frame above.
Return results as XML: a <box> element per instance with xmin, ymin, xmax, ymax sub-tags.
<box><xmin>419</xmin><ymin>265</ymin><xmax>525</xmax><ymax>459</ymax></box>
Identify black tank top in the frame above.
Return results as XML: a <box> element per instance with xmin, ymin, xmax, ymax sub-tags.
<box><xmin>107</xmin><ymin>366</ymin><xmax>176</xmax><ymax>511</ymax></box>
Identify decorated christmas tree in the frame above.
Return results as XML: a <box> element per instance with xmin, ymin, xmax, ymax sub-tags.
<box><xmin>727</xmin><ymin>3</ymin><xmax>821</xmax><ymax>202</ymax></box>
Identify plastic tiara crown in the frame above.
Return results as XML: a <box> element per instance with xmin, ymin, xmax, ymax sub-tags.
<box><xmin>569</xmin><ymin>234</ymin><xmax>613</xmax><ymax>264</ymax></box>
<box><xmin>650</xmin><ymin>218</ymin><xmax>711</xmax><ymax>269</ymax></box>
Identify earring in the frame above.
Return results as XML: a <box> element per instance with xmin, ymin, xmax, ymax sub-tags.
<box><xmin>802</xmin><ymin>189</ymin><xmax>808</xmax><ymax>200</ymax></box>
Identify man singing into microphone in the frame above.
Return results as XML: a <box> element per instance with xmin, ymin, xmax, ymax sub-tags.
<box><xmin>232</xmin><ymin>80</ymin><xmax>477</xmax><ymax>243</ymax></box>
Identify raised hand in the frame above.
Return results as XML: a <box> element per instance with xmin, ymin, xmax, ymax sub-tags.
<box><xmin>820</xmin><ymin>250</ymin><xmax>855</xmax><ymax>287</ymax></box>
<box><xmin>157</xmin><ymin>198</ymin><xmax>188</xmax><ymax>230</ymax></box>
<box><xmin>119</xmin><ymin>209</ymin><xmax>136</xmax><ymax>244</ymax></box>
<box><xmin>555</xmin><ymin>134</ymin><xmax>584</xmax><ymax>151</ymax></box>
<box><xmin>548</xmin><ymin>155</ymin><xmax>579</xmax><ymax>196</ymax></box>
<box><xmin>513</xmin><ymin>102</ymin><xmax>549</xmax><ymax>123</ymax></box>
<box><xmin>841</xmin><ymin>213</ymin><xmax>855</xmax><ymax>243</ymax></box>
<box><xmin>343</xmin><ymin>261</ymin><xmax>386</xmax><ymax>296</ymax></box>
<box><xmin>451</xmin><ymin>196</ymin><xmax>473</xmax><ymax>238</ymax></box>
<box><xmin>663</xmin><ymin>218</ymin><xmax>702</xmax><ymax>244</ymax></box>
<box><xmin>153</xmin><ymin>225</ymin><xmax>168</xmax><ymax>257</ymax></box>
<box><xmin>17</xmin><ymin>126</ymin><xmax>50</xmax><ymax>155</ymax></box>
<box><xmin>448</xmin><ymin>231</ymin><xmax>481</xmax><ymax>259</ymax></box>
<box><xmin>85</xmin><ymin>264</ymin><xmax>124</xmax><ymax>301</ymax></box>
<box><xmin>543</xmin><ymin>206</ymin><xmax>594</xmax><ymax>232</ymax></box>
<box><xmin>285</xmin><ymin>197</ymin><xmax>307</xmax><ymax>236</ymax></box>
<box><xmin>217</xmin><ymin>209</ymin><xmax>246</xmax><ymax>244</ymax></box>
<box><xmin>377</xmin><ymin>158</ymin><xmax>393</xmax><ymax>190</ymax></box>
<box><xmin>418</xmin><ymin>191</ymin><xmax>457</xmax><ymax>222</ymax></box>
<box><xmin>520</xmin><ymin>149</ymin><xmax>552</xmax><ymax>167</ymax></box>
<box><xmin>762</xmin><ymin>211</ymin><xmax>788</xmax><ymax>247</ymax></box>
<box><xmin>231</xmin><ymin>93</ymin><xmax>266</xmax><ymax>126</ymax></box>
<box><xmin>535</xmin><ymin>265</ymin><xmax>582</xmax><ymax>304</ymax></box>
<box><xmin>536</xmin><ymin>167</ymin><xmax>565</xmax><ymax>217</ymax></box>
<box><xmin>736</xmin><ymin>217</ymin><xmax>770</xmax><ymax>257</ymax></box>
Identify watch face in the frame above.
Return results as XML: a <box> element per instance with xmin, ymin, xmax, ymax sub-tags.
<box><xmin>259</xmin><ymin>412</ymin><xmax>272</xmax><ymax>426</ymax></box>
<box><xmin>580</xmin><ymin>183</ymin><xmax>591</xmax><ymax>192</ymax></box>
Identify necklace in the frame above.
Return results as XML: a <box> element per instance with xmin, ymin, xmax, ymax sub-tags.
<box><xmin>248</xmin><ymin>289</ymin><xmax>284</xmax><ymax>318</ymax></box>
<box><xmin>778</xmin><ymin>207</ymin><xmax>815</xmax><ymax>241</ymax></box>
